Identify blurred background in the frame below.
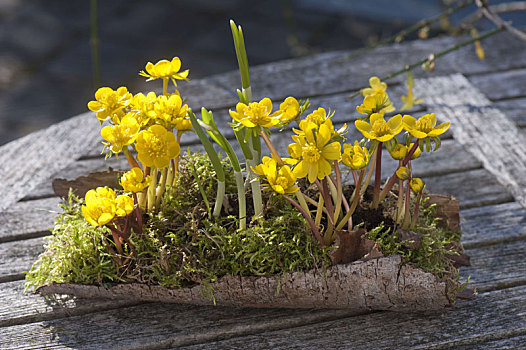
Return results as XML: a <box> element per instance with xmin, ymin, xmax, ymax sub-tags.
<box><xmin>0</xmin><ymin>0</ymin><xmax>523</xmax><ymax>146</ymax></box>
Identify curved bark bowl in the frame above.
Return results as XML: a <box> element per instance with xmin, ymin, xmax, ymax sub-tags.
<box><xmin>37</xmin><ymin>255</ymin><xmax>453</xmax><ymax>311</ymax></box>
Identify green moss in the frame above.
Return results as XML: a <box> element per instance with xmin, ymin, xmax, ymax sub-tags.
<box><xmin>26</xmin><ymin>152</ymin><xmax>463</xmax><ymax>294</ymax></box>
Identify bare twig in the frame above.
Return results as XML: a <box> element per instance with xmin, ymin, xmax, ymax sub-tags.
<box><xmin>475</xmin><ymin>0</ymin><xmax>526</xmax><ymax>41</ymax></box>
<box><xmin>463</xmin><ymin>1</ymin><xmax>526</xmax><ymax>24</ymax></box>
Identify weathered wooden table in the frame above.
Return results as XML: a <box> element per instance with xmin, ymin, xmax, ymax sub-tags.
<box><xmin>1</xmin><ymin>32</ymin><xmax>526</xmax><ymax>349</ymax></box>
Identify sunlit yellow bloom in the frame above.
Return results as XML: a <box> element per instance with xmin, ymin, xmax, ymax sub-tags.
<box><xmin>115</xmin><ymin>195</ymin><xmax>134</xmax><ymax>217</ymax></box>
<box><xmin>295</xmin><ymin>117</ymin><xmax>346</xmax><ymax>140</ymax></box>
<box><xmin>81</xmin><ymin>187</ymin><xmax>117</xmax><ymax>227</ymax></box>
<box><xmin>355</xmin><ymin>113</ymin><xmax>403</xmax><ymax>142</ymax></box>
<box><xmin>396</xmin><ymin>167</ymin><xmax>411</xmax><ymax>181</ymax></box>
<box><xmin>154</xmin><ymin>94</ymin><xmax>191</xmax><ymax>130</ymax></box>
<box><xmin>342</xmin><ymin>141</ymin><xmax>370</xmax><ymax>170</ymax></box>
<box><xmin>289</xmin><ymin>122</ymin><xmax>341</xmax><ymax>183</ymax></box>
<box><xmin>139</xmin><ymin>57</ymin><xmax>189</xmax><ymax>85</ymax></box>
<box><xmin>362</xmin><ymin>76</ymin><xmax>387</xmax><ymax>96</ymax></box>
<box><xmin>410</xmin><ymin>178</ymin><xmax>424</xmax><ymax>193</ymax></box>
<box><xmin>136</xmin><ymin>125</ymin><xmax>180</xmax><ymax>169</ymax></box>
<box><xmin>120</xmin><ymin>167</ymin><xmax>151</xmax><ymax>193</ymax></box>
<box><xmin>130</xmin><ymin>92</ymin><xmax>158</xmax><ymax>127</ymax></box>
<box><xmin>252</xmin><ymin>157</ymin><xmax>299</xmax><ymax>194</ymax></box>
<box><xmin>100</xmin><ymin>114</ymin><xmax>140</xmax><ymax>154</ymax></box>
<box><xmin>356</xmin><ymin>90</ymin><xmax>395</xmax><ymax>116</ymax></box>
<box><xmin>304</xmin><ymin>107</ymin><xmax>328</xmax><ymax>125</ymax></box>
<box><xmin>88</xmin><ymin>87</ymin><xmax>132</xmax><ymax>122</ymax></box>
<box><xmin>402</xmin><ymin>113</ymin><xmax>450</xmax><ymax>139</ymax></box>
<box><xmin>229</xmin><ymin>98</ymin><xmax>279</xmax><ymax>128</ymax></box>
<box><xmin>279</xmin><ymin>97</ymin><xmax>300</xmax><ymax>124</ymax></box>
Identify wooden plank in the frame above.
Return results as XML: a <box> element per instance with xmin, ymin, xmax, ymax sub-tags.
<box><xmin>467</xmin><ymin>68</ymin><xmax>526</xmax><ymax>101</ymax></box>
<box><xmin>462</xmin><ymin>239</ymin><xmax>526</xmax><ymax>293</ymax></box>
<box><xmin>415</xmin><ymin>74</ymin><xmax>526</xmax><ymax>207</ymax></box>
<box><xmin>0</xmin><ymin>237</ymin><xmax>44</xmax><ymax>282</ymax></box>
<box><xmin>0</xmin><ymin>284</ymin><xmax>523</xmax><ymax>350</ymax></box>
<box><xmin>447</xmin><ymin>335</ymin><xmax>526</xmax><ymax>350</ymax></box>
<box><xmin>0</xmin><ymin>197</ymin><xmax>60</xmax><ymax>242</ymax></box>
<box><xmin>0</xmin><ymin>280</ymin><xmax>141</xmax><ymax>328</ymax></box>
<box><xmin>460</xmin><ymin>201</ymin><xmax>526</xmax><ymax>248</ymax></box>
<box><xmin>492</xmin><ymin>97</ymin><xmax>526</xmax><ymax>128</ymax></box>
<box><xmin>177</xmin><ymin>286</ymin><xmax>526</xmax><ymax>350</ymax></box>
<box><xmin>422</xmin><ymin>168</ymin><xmax>512</xmax><ymax>209</ymax></box>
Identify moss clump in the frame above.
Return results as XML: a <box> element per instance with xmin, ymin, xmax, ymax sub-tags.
<box><xmin>26</xmin><ymin>153</ymin><xmax>331</xmax><ymax>290</ymax></box>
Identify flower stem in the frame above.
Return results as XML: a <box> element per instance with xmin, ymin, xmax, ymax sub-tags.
<box><xmin>379</xmin><ymin>142</ymin><xmax>419</xmax><ymax>201</ymax></box>
<box><xmin>234</xmin><ymin>171</ymin><xmax>247</xmax><ymax>230</ymax></box>
<box><xmin>371</xmin><ymin>142</ymin><xmax>383</xmax><ymax>208</ymax></box>
<box><xmin>360</xmin><ymin>142</ymin><xmax>378</xmax><ymax>196</ymax></box>
<box><xmin>155</xmin><ymin>167</ymin><xmax>168</xmax><ymax>208</ymax></box>
<box><xmin>402</xmin><ymin>182</ymin><xmax>412</xmax><ymax>230</ymax></box>
<box><xmin>411</xmin><ymin>191</ymin><xmax>423</xmax><ymax>229</ymax></box>
<box><xmin>336</xmin><ymin>168</ymin><xmax>365</xmax><ymax>231</ymax></box>
<box><xmin>314</xmin><ymin>193</ymin><xmax>324</xmax><ymax>228</ymax></box>
<box><xmin>283</xmin><ymin>194</ymin><xmax>323</xmax><ymax>246</ymax></box>
<box><xmin>123</xmin><ymin>147</ymin><xmax>140</xmax><ymax>170</ymax></box>
<box><xmin>260</xmin><ymin>129</ymin><xmax>284</xmax><ymax>166</ymax></box>
<box><xmin>147</xmin><ymin>166</ymin><xmax>158</xmax><ymax>212</ymax></box>
<box><xmin>132</xmin><ymin>192</ymin><xmax>143</xmax><ymax>235</ymax></box>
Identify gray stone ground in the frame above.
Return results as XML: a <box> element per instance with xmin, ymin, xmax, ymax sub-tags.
<box><xmin>0</xmin><ymin>0</ymin><xmax>463</xmax><ymax>146</ymax></box>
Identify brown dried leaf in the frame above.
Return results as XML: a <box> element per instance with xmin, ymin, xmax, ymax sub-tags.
<box><xmin>425</xmin><ymin>194</ymin><xmax>460</xmax><ymax>231</ymax></box>
<box><xmin>329</xmin><ymin>228</ymin><xmax>384</xmax><ymax>264</ymax></box>
<box><xmin>52</xmin><ymin>169</ymin><xmax>122</xmax><ymax>198</ymax></box>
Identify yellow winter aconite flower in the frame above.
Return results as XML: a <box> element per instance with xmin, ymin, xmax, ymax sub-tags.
<box><xmin>120</xmin><ymin>167</ymin><xmax>151</xmax><ymax>193</ymax></box>
<box><xmin>305</xmin><ymin>107</ymin><xmax>329</xmax><ymax>125</ymax></box>
<box><xmin>362</xmin><ymin>76</ymin><xmax>387</xmax><ymax>96</ymax></box>
<box><xmin>402</xmin><ymin>113</ymin><xmax>450</xmax><ymax>139</ymax></box>
<box><xmin>410</xmin><ymin>178</ymin><xmax>425</xmax><ymax>193</ymax></box>
<box><xmin>389</xmin><ymin>143</ymin><xmax>421</xmax><ymax>160</ymax></box>
<box><xmin>342</xmin><ymin>141</ymin><xmax>370</xmax><ymax>170</ymax></box>
<box><xmin>409</xmin><ymin>143</ymin><xmax>421</xmax><ymax>160</ymax></box>
<box><xmin>115</xmin><ymin>195</ymin><xmax>134</xmax><ymax>217</ymax></box>
<box><xmin>136</xmin><ymin>125</ymin><xmax>180</xmax><ymax>169</ymax></box>
<box><xmin>139</xmin><ymin>57</ymin><xmax>189</xmax><ymax>85</ymax></box>
<box><xmin>130</xmin><ymin>92</ymin><xmax>158</xmax><ymax>127</ymax></box>
<box><xmin>400</xmin><ymin>73</ymin><xmax>423</xmax><ymax>111</ymax></box>
<box><xmin>356</xmin><ymin>90</ymin><xmax>395</xmax><ymax>116</ymax></box>
<box><xmin>81</xmin><ymin>187</ymin><xmax>117</xmax><ymax>227</ymax></box>
<box><xmin>289</xmin><ymin>122</ymin><xmax>341</xmax><ymax>183</ymax></box>
<box><xmin>279</xmin><ymin>96</ymin><xmax>300</xmax><ymax>124</ymax></box>
<box><xmin>252</xmin><ymin>157</ymin><xmax>299</xmax><ymax>194</ymax></box>
<box><xmin>355</xmin><ymin>113</ymin><xmax>403</xmax><ymax>142</ymax></box>
<box><xmin>229</xmin><ymin>98</ymin><xmax>280</xmax><ymax>128</ymax></box>
<box><xmin>154</xmin><ymin>94</ymin><xmax>191</xmax><ymax>131</ymax></box>
<box><xmin>100</xmin><ymin>114</ymin><xmax>140</xmax><ymax>154</ymax></box>
<box><xmin>88</xmin><ymin>87</ymin><xmax>132</xmax><ymax>122</ymax></box>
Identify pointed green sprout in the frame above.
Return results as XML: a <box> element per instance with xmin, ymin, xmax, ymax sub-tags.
<box><xmin>188</xmin><ymin>109</ymin><xmax>226</xmax><ymax>218</ymax></box>
<box><xmin>230</xmin><ymin>20</ymin><xmax>251</xmax><ymax>102</ymax></box>
<box><xmin>200</xmin><ymin>108</ymin><xmax>247</xmax><ymax>230</ymax></box>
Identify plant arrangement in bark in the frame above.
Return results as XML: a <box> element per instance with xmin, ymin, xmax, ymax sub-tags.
<box><xmin>26</xmin><ymin>21</ymin><xmax>471</xmax><ymax>311</ymax></box>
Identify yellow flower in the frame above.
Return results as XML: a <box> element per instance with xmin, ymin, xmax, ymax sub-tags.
<box><xmin>389</xmin><ymin>144</ymin><xmax>407</xmax><ymax>160</ymax></box>
<box><xmin>362</xmin><ymin>76</ymin><xmax>387</xmax><ymax>96</ymax></box>
<box><xmin>279</xmin><ymin>97</ymin><xmax>300</xmax><ymax>124</ymax></box>
<box><xmin>100</xmin><ymin>114</ymin><xmax>140</xmax><ymax>154</ymax></box>
<box><xmin>356</xmin><ymin>90</ymin><xmax>395</xmax><ymax>116</ymax></box>
<box><xmin>120</xmin><ymin>167</ymin><xmax>151</xmax><ymax>193</ymax></box>
<box><xmin>290</xmin><ymin>121</ymin><xmax>341</xmax><ymax>183</ymax></box>
<box><xmin>88</xmin><ymin>87</ymin><xmax>132</xmax><ymax>122</ymax></box>
<box><xmin>136</xmin><ymin>125</ymin><xmax>180</xmax><ymax>169</ymax></box>
<box><xmin>410</xmin><ymin>178</ymin><xmax>424</xmax><ymax>193</ymax></box>
<box><xmin>355</xmin><ymin>113</ymin><xmax>403</xmax><ymax>142</ymax></box>
<box><xmin>115</xmin><ymin>195</ymin><xmax>134</xmax><ymax>217</ymax></box>
<box><xmin>396</xmin><ymin>167</ymin><xmax>411</xmax><ymax>181</ymax></box>
<box><xmin>402</xmin><ymin>113</ymin><xmax>450</xmax><ymax>139</ymax></box>
<box><xmin>81</xmin><ymin>187</ymin><xmax>117</xmax><ymax>227</ymax></box>
<box><xmin>305</xmin><ymin>107</ymin><xmax>328</xmax><ymax>125</ymax></box>
<box><xmin>130</xmin><ymin>92</ymin><xmax>158</xmax><ymax>127</ymax></box>
<box><xmin>342</xmin><ymin>141</ymin><xmax>370</xmax><ymax>170</ymax></box>
<box><xmin>139</xmin><ymin>57</ymin><xmax>189</xmax><ymax>85</ymax></box>
<box><xmin>154</xmin><ymin>94</ymin><xmax>191</xmax><ymax>131</ymax></box>
<box><xmin>252</xmin><ymin>157</ymin><xmax>299</xmax><ymax>194</ymax></box>
<box><xmin>229</xmin><ymin>98</ymin><xmax>280</xmax><ymax>128</ymax></box>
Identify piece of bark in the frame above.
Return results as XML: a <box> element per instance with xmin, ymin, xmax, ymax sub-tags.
<box><xmin>398</xmin><ymin>229</ymin><xmax>423</xmax><ymax>250</ymax></box>
<box><xmin>37</xmin><ymin>255</ymin><xmax>451</xmax><ymax>311</ymax></box>
<box><xmin>425</xmin><ymin>194</ymin><xmax>460</xmax><ymax>231</ymax></box>
<box><xmin>52</xmin><ymin>169</ymin><xmax>122</xmax><ymax>198</ymax></box>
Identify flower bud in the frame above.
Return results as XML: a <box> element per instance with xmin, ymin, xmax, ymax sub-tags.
<box><xmin>409</xmin><ymin>143</ymin><xmax>421</xmax><ymax>160</ymax></box>
<box><xmin>396</xmin><ymin>167</ymin><xmax>411</xmax><ymax>181</ymax></box>
<box><xmin>410</xmin><ymin>178</ymin><xmax>424</xmax><ymax>193</ymax></box>
<box><xmin>389</xmin><ymin>144</ymin><xmax>407</xmax><ymax>160</ymax></box>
